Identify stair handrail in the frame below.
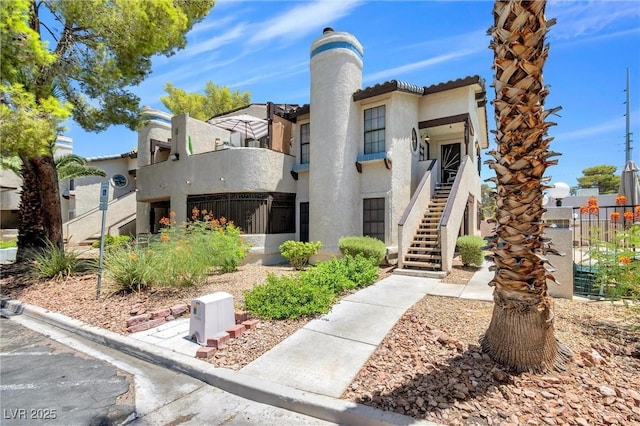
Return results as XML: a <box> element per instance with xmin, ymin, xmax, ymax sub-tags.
<box><xmin>398</xmin><ymin>159</ymin><xmax>437</xmax><ymax>226</ymax></box>
<box><xmin>64</xmin><ymin>190</ymin><xmax>137</xmax><ymax>244</ymax></box>
<box><xmin>398</xmin><ymin>159</ymin><xmax>437</xmax><ymax>269</ymax></box>
<box><xmin>438</xmin><ymin>156</ymin><xmax>479</xmax><ymax>271</ymax></box>
<box><xmin>107</xmin><ymin>213</ymin><xmax>136</xmax><ymax>234</ymax></box>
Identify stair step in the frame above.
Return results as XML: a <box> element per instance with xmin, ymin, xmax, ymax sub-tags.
<box><xmin>402</xmin><ymin>260</ymin><xmax>442</xmax><ymax>269</ymax></box>
<box><xmin>408</xmin><ymin>246</ymin><xmax>441</xmax><ymax>252</ymax></box>
<box><xmin>405</xmin><ymin>253</ymin><xmax>442</xmax><ymax>260</ymax></box>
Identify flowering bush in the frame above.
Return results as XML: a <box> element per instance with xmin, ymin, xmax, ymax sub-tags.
<box><xmin>580</xmin><ymin>197</ymin><xmax>600</xmax><ymax>216</ymax></box>
<box><xmin>616</xmin><ymin>195</ymin><xmax>627</xmax><ymax>205</ymax></box>
<box><xmin>587</xmin><ymin>224</ymin><xmax>640</xmax><ymax>311</ymax></box>
<box><xmin>104</xmin><ymin>210</ymin><xmax>250</xmax><ymax>291</ymax></box>
<box><xmin>610</xmin><ymin>211</ymin><xmax>621</xmax><ymax>222</ymax></box>
<box><xmin>624</xmin><ymin>211</ymin><xmax>635</xmax><ymax>222</ymax></box>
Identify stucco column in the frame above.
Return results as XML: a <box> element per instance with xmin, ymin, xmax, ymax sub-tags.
<box><xmin>309</xmin><ymin>28</ymin><xmax>363</xmax><ymax>254</ymax></box>
<box><xmin>543</xmin><ymin>207</ymin><xmax>574</xmax><ymax>299</ymax></box>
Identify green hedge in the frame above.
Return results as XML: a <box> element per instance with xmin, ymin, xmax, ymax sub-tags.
<box><xmin>92</xmin><ymin>235</ymin><xmax>131</xmax><ymax>248</ymax></box>
<box><xmin>244</xmin><ymin>273</ymin><xmax>335</xmax><ymax>319</ymax></box>
<box><xmin>338</xmin><ymin>236</ymin><xmax>386</xmax><ymax>264</ymax></box>
<box><xmin>456</xmin><ymin>235</ymin><xmax>485</xmax><ymax>267</ymax></box>
<box><xmin>244</xmin><ymin>255</ymin><xmax>378</xmax><ymax>320</ymax></box>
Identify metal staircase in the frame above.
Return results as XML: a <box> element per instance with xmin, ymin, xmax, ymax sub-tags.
<box><xmin>402</xmin><ymin>184</ymin><xmax>451</xmax><ymax>271</ymax></box>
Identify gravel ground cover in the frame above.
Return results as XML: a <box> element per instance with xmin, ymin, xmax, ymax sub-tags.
<box><xmin>2</xmin><ymin>259</ymin><xmax>638</xmax><ymax>425</ymax></box>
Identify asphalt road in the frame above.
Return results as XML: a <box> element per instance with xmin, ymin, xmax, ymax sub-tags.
<box><xmin>0</xmin><ymin>317</ymin><xmax>135</xmax><ymax>425</ymax></box>
<box><xmin>0</xmin><ymin>313</ymin><xmax>334</xmax><ymax>426</ymax></box>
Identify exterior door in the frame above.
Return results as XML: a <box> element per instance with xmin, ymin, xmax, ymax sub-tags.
<box><xmin>299</xmin><ymin>202</ymin><xmax>309</xmax><ymax>242</ymax></box>
<box><xmin>441</xmin><ymin>143</ymin><xmax>461</xmax><ymax>184</ymax></box>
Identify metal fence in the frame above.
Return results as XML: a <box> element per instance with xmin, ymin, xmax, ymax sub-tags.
<box><xmin>572</xmin><ymin>203</ymin><xmax>640</xmax><ymax>296</ymax></box>
<box><xmin>187</xmin><ymin>192</ymin><xmax>295</xmax><ymax>234</ymax></box>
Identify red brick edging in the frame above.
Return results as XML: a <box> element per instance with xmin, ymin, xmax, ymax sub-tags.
<box><xmin>125</xmin><ymin>303</ymin><xmax>189</xmax><ymax>333</ymax></box>
<box><xmin>195</xmin><ymin>312</ymin><xmax>261</xmax><ymax>359</ymax></box>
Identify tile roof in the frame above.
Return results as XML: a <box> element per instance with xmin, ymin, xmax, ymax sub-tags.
<box><xmin>353</xmin><ymin>75</ymin><xmax>485</xmax><ymax>102</ymax></box>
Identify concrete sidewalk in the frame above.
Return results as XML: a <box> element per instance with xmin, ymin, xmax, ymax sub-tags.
<box><xmin>241</xmin><ymin>275</ymin><xmax>480</xmax><ymax>398</ymax></box>
<box><xmin>129</xmin><ymin>268</ymin><xmax>494</xmax><ymax>399</ymax></box>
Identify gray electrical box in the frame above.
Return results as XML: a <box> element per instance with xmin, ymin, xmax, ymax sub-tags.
<box><xmin>189</xmin><ymin>292</ymin><xmax>235</xmax><ymax>345</ymax></box>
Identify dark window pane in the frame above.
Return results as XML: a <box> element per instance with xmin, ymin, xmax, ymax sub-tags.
<box><xmin>300</xmin><ymin>123</ymin><xmax>310</xmax><ymax>164</ymax></box>
<box><xmin>363</xmin><ymin>197</ymin><xmax>385</xmax><ymax>242</ymax></box>
<box><xmin>364</xmin><ymin>106</ymin><xmax>385</xmax><ymax>154</ymax></box>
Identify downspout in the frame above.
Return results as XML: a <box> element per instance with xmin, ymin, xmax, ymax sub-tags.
<box><xmin>267</xmin><ymin>102</ymin><xmax>273</xmax><ymax>150</ymax></box>
<box><xmin>464</xmin><ymin>118</ymin><xmax>469</xmax><ymax>156</ymax></box>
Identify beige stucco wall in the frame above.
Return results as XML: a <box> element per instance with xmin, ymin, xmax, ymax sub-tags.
<box><xmin>243</xmin><ymin>233</ymin><xmax>295</xmax><ymax>265</ymax></box>
<box><xmin>543</xmin><ymin>207</ymin><xmax>574</xmax><ymax>299</ymax></box>
<box><xmin>419</xmin><ymin>86</ymin><xmax>473</xmax><ymax>121</ymax></box>
<box><xmin>73</xmin><ymin>157</ymin><xmax>136</xmax><ymax>217</ymax></box>
<box><xmin>138</xmin><ymin>108</ymin><xmax>172</xmax><ymax>167</ymax></box>
<box><xmin>137</xmin><ymin>148</ymin><xmax>296</xmax><ymax>224</ymax></box>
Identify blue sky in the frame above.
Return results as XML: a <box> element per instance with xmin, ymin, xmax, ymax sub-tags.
<box><xmin>66</xmin><ymin>0</ymin><xmax>640</xmax><ymax>187</ymax></box>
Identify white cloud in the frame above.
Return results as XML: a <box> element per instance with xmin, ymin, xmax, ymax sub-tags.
<box><xmin>184</xmin><ymin>23</ymin><xmax>248</xmax><ymax>57</ymax></box>
<box><xmin>228</xmin><ymin>61</ymin><xmax>307</xmax><ymax>88</ymax></box>
<box><xmin>402</xmin><ymin>28</ymin><xmax>489</xmax><ymax>52</ymax></box>
<box><xmin>364</xmin><ymin>48</ymin><xmax>484</xmax><ymax>84</ymax></box>
<box><xmin>247</xmin><ymin>0</ymin><xmax>363</xmax><ymax>46</ymax></box>
<box><xmin>548</xmin><ymin>0</ymin><xmax>640</xmax><ymax>40</ymax></box>
<box><xmin>188</xmin><ymin>15</ymin><xmax>238</xmax><ymax>36</ymax></box>
<box><xmin>552</xmin><ymin>113</ymin><xmax>633</xmax><ymax>142</ymax></box>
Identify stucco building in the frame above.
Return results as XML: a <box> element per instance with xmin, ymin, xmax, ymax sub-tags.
<box><xmin>136</xmin><ymin>28</ymin><xmax>489</xmax><ymax>272</ymax></box>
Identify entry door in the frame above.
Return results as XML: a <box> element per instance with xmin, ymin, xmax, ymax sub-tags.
<box><xmin>299</xmin><ymin>202</ymin><xmax>309</xmax><ymax>242</ymax></box>
<box><xmin>441</xmin><ymin>143</ymin><xmax>461</xmax><ymax>184</ymax></box>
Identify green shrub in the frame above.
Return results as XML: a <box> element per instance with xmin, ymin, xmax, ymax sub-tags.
<box><xmin>153</xmin><ymin>214</ymin><xmax>251</xmax><ymax>286</ymax></box>
<box><xmin>340</xmin><ymin>254</ymin><xmax>379</xmax><ymax>287</ymax></box>
<box><xmin>338</xmin><ymin>236</ymin><xmax>386</xmax><ymax>264</ymax></box>
<box><xmin>29</xmin><ymin>241</ymin><xmax>96</xmax><ymax>279</ymax></box>
<box><xmin>303</xmin><ymin>255</ymin><xmax>378</xmax><ymax>293</ymax></box>
<box><xmin>302</xmin><ymin>259</ymin><xmax>356</xmax><ymax>294</ymax></box>
<box><xmin>244</xmin><ymin>273</ymin><xmax>335</xmax><ymax>319</ymax></box>
<box><xmin>279</xmin><ymin>240</ymin><xmax>322</xmax><ymax>270</ymax></box>
<box><xmin>456</xmin><ymin>235</ymin><xmax>485</xmax><ymax>267</ymax></box>
<box><xmin>209</xmin><ymin>222</ymin><xmax>250</xmax><ymax>273</ymax></box>
<box><xmin>244</xmin><ymin>255</ymin><xmax>379</xmax><ymax>320</ymax></box>
<box><xmin>92</xmin><ymin>235</ymin><xmax>131</xmax><ymax>249</ymax></box>
<box><xmin>0</xmin><ymin>239</ymin><xmax>17</xmax><ymax>249</ymax></box>
<box><xmin>104</xmin><ymin>247</ymin><xmax>158</xmax><ymax>293</ymax></box>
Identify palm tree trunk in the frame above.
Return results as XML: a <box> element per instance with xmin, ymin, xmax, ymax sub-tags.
<box><xmin>17</xmin><ymin>152</ymin><xmax>63</xmax><ymax>259</ymax></box>
<box><xmin>482</xmin><ymin>0</ymin><xmax>571</xmax><ymax>373</ymax></box>
<box><xmin>38</xmin><ymin>154</ymin><xmax>64</xmax><ymax>249</ymax></box>
<box><xmin>17</xmin><ymin>157</ymin><xmax>45</xmax><ymax>259</ymax></box>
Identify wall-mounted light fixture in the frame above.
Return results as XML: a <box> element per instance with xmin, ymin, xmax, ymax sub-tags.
<box><xmin>548</xmin><ymin>182</ymin><xmax>570</xmax><ymax>206</ymax></box>
<box><xmin>424</xmin><ymin>135</ymin><xmax>431</xmax><ymax>142</ymax></box>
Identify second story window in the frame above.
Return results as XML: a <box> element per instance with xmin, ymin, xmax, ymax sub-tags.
<box><xmin>364</xmin><ymin>105</ymin><xmax>385</xmax><ymax>154</ymax></box>
<box><xmin>300</xmin><ymin>123</ymin><xmax>310</xmax><ymax>164</ymax></box>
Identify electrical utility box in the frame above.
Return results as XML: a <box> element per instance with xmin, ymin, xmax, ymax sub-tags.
<box><xmin>189</xmin><ymin>292</ymin><xmax>235</xmax><ymax>345</ymax></box>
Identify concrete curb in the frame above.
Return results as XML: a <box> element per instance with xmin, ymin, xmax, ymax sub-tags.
<box><xmin>1</xmin><ymin>298</ymin><xmax>438</xmax><ymax>426</ymax></box>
